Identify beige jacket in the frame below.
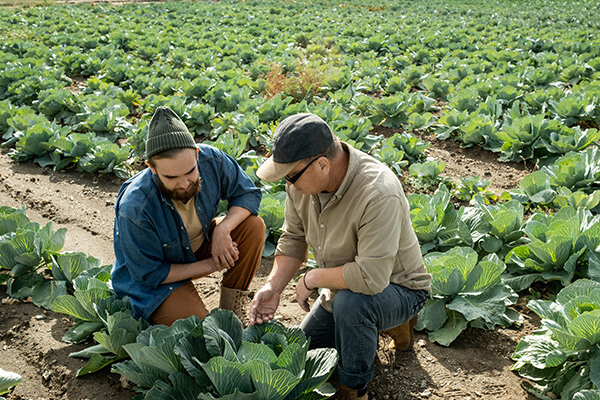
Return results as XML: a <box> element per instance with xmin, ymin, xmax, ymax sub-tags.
<box><xmin>275</xmin><ymin>143</ymin><xmax>431</xmax><ymax>312</ymax></box>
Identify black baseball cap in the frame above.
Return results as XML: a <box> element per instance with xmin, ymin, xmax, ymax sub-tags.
<box><xmin>257</xmin><ymin>113</ymin><xmax>334</xmax><ymax>182</ymax></box>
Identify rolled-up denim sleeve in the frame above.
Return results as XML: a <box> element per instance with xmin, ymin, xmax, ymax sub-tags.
<box><xmin>217</xmin><ymin>150</ymin><xmax>262</xmax><ymax>214</ymax></box>
<box><xmin>115</xmin><ymin>214</ymin><xmax>171</xmax><ymax>289</ymax></box>
<box><xmin>342</xmin><ymin>195</ymin><xmax>403</xmax><ymax>295</ymax></box>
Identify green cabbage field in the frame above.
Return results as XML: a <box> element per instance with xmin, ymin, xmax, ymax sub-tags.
<box><xmin>1</xmin><ymin>0</ymin><xmax>600</xmax><ymax>398</ymax></box>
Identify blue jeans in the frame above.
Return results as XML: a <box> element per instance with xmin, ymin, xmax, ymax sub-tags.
<box><xmin>300</xmin><ymin>284</ymin><xmax>428</xmax><ymax>389</ymax></box>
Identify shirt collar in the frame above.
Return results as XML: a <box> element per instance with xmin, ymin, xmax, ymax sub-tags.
<box><xmin>330</xmin><ymin>142</ymin><xmax>360</xmax><ymax>200</ymax></box>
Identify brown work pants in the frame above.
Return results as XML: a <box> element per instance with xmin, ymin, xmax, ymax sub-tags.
<box><xmin>150</xmin><ymin>214</ymin><xmax>265</xmax><ymax>326</ymax></box>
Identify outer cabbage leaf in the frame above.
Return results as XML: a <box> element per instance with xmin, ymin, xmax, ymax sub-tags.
<box><xmin>283</xmin><ymin>348</ymin><xmax>337</xmax><ymax>400</ymax></box>
<box><xmin>408</xmin><ymin>185</ymin><xmax>473</xmax><ymax>254</ymax></box>
<box><xmin>201</xmin><ymin>356</ymin><xmax>253</xmax><ymax>396</ymax></box>
<box><xmin>574</xmin><ymin>390</ymin><xmax>600</xmax><ymax>400</ymax></box>
<box><xmin>511</xmin><ymin>332</ymin><xmax>572</xmax><ymax>370</ymax></box>
<box><xmin>51</xmin><ymin>252</ymin><xmax>102</xmax><ymax>288</ymax></box>
<box><xmin>414</xmin><ymin>297</ymin><xmax>448</xmax><ymax>332</ymax></box>
<box><xmin>448</xmin><ymin>284</ymin><xmax>518</xmax><ymax>325</ymax></box>
<box><xmin>541</xmin><ymin>147</ymin><xmax>600</xmax><ymax>193</ymax></box>
<box><xmin>0</xmin><ymin>206</ymin><xmax>29</xmax><ymax>236</ymax></box>
<box><xmin>568</xmin><ymin>310</ymin><xmax>600</xmax><ymax>347</ymax></box>
<box><xmin>202</xmin><ymin>309</ymin><xmax>243</xmax><ymax>357</ymax></box>
<box><xmin>0</xmin><ymin>368</ymin><xmax>22</xmax><ymax>396</ymax></box>
<box><xmin>242</xmin><ymin>320</ymin><xmax>307</xmax><ymax>348</ymax></box>
<box><xmin>427</xmin><ymin>310</ymin><xmax>468</xmax><ymax>347</ymax></box>
<box><xmin>112</xmin><ymin>358</ymin><xmax>168</xmax><ymax>389</ymax></box>
<box><xmin>419</xmin><ymin>247</ymin><xmax>518</xmax><ymax>345</ymax></box>
<box><xmin>174</xmin><ymin>335</ymin><xmax>212</xmax><ymax>388</ymax></box>
<box><xmin>122</xmin><ymin>341</ymin><xmax>184</xmax><ymax>376</ymax></box>
<box><xmin>275</xmin><ymin>342</ymin><xmax>308</xmax><ymax>378</ymax></box>
<box><xmin>517</xmin><ymin>170</ymin><xmax>557</xmax><ymax>204</ymax></box>
<box><xmin>144</xmin><ymin>372</ymin><xmax>208</xmax><ymax>400</ymax></box>
<box><xmin>513</xmin><ymin>280</ymin><xmax>600</xmax><ymax>397</ymax></box>
<box><xmin>246</xmin><ymin>359</ymin><xmax>300</xmax><ymax>400</ymax></box>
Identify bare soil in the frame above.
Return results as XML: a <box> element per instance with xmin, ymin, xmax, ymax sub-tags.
<box><xmin>0</xmin><ymin>137</ymin><xmax>538</xmax><ymax>400</ymax></box>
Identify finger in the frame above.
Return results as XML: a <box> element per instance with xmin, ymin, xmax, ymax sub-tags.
<box><xmin>227</xmin><ymin>251</ymin><xmax>237</xmax><ymax>265</ymax></box>
<box><xmin>263</xmin><ymin>313</ymin><xmax>274</xmax><ymax>323</ymax></box>
<box><xmin>212</xmin><ymin>255</ymin><xmax>224</xmax><ymax>271</ymax></box>
<box><xmin>218</xmin><ymin>254</ymin><xmax>231</xmax><ymax>269</ymax></box>
<box><xmin>299</xmin><ymin>301</ymin><xmax>308</xmax><ymax>312</ymax></box>
<box><xmin>225</xmin><ymin>253</ymin><xmax>235</xmax><ymax>267</ymax></box>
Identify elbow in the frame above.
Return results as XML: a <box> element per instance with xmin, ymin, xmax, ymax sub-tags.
<box><xmin>136</xmin><ymin>267</ymin><xmax>170</xmax><ymax>290</ymax></box>
<box><xmin>349</xmin><ymin>279</ymin><xmax>387</xmax><ymax>296</ymax></box>
<box><xmin>364</xmin><ymin>282</ymin><xmax>387</xmax><ymax>295</ymax></box>
<box><xmin>342</xmin><ymin>263</ymin><xmax>389</xmax><ymax>295</ymax></box>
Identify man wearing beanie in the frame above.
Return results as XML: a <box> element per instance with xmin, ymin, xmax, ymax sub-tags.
<box><xmin>111</xmin><ymin>106</ymin><xmax>265</xmax><ymax>326</ymax></box>
<box><xmin>249</xmin><ymin>113</ymin><xmax>431</xmax><ymax>399</ymax></box>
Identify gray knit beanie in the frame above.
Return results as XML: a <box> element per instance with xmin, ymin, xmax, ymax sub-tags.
<box><xmin>146</xmin><ymin>106</ymin><xmax>196</xmax><ymax>159</ymax></box>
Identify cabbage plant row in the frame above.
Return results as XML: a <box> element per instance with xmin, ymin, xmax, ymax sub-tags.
<box><xmin>0</xmin><ymin>0</ymin><xmax>599</xmax><ymax>174</ymax></box>
<box><xmin>0</xmin><ymin>0</ymin><xmax>599</xmax><ymax>233</ymax></box>
<box><xmin>1</xmin><ymin>0</ymin><xmax>599</xmax><ymax>252</ymax></box>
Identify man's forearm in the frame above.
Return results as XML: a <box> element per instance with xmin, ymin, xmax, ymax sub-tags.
<box><xmin>304</xmin><ymin>265</ymin><xmax>348</xmax><ymax>290</ymax></box>
<box><xmin>267</xmin><ymin>255</ymin><xmax>304</xmax><ymax>294</ymax></box>
<box><xmin>161</xmin><ymin>259</ymin><xmax>217</xmax><ymax>285</ymax></box>
<box><xmin>215</xmin><ymin>206</ymin><xmax>251</xmax><ymax>234</ymax></box>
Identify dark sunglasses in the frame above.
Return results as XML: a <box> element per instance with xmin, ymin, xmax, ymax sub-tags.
<box><xmin>285</xmin><ymin>156</ymin><xmax>325</xmax><ymax>184</ymax></box>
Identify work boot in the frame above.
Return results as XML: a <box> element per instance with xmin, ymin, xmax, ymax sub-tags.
<box><xmin>382</xmin><ymin>315</ymin><xmax>418</xmax><ymax>351</ymax></box>
<box><xmin>219</xmin><ymin>286</ymin><xmax>251</xmax><ymax>325</ymax></box>
<box><xmin>332</xmin><ymin>384</ymin><xmax>368</xmax><ymax>400</ymax></box>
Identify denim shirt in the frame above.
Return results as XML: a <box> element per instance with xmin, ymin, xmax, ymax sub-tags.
<box><xmin>111</xmin><ymin>144</ymin><xmax>261</xmax><ymax>320</ymax></box>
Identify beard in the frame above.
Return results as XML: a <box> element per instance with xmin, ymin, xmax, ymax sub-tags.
<box><xmin>158</xmin><ymin>176</ymin><xmax>201</xmax><ymax>203</ymax></box>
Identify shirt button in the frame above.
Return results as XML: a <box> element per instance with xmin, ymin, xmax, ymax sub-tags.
<box><xmin>185</xmin><ymin>247</ymin><xmax>190</xmax><ymax>250</ymax></box>
<box><xmin>320</xmin><ymin>224</ymin><xmax>324</xmax><ymax>228</ymax></box>
<box><xmin>169</xmin><ymin>287</ymin><xmax>173</xmax><ymax>290</ymax></box>
<box><xmin>318</xmin><ymin>245</ymin><xmax>322</xmax><ymax>250</ymax></box>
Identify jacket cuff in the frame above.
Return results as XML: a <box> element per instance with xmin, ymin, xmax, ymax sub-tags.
<box><xmin>139</xmin><ymin>261</ymin><xmax>171</xmax><ymax>289</ymax></box>
<box><xmin>228</xmin><ymin>192</ymin><xmax>261</xmax><ymax>215</ymax></box>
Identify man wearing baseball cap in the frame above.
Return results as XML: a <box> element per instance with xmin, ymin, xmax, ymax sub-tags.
<box><xmin>250</xmin><ymin>113</ymin><xmax>431</xmax><ymax>399</ymax></box>
<box><xmin>111</xmin><ymin>106</ymin><xmax>265</xmax><ymax>326</ymax></box>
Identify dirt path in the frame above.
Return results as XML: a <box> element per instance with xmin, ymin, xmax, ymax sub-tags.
<box><xmin>0</xmin><ymin>143</ymin><xmax>538</xmax><ymax>400</ymax></box>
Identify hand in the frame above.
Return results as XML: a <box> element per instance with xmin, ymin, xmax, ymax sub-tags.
<box><xmin>296</xmin><ymin>271</ymin><xmax>316</xmax><ymax>312</ymax></box>
<box><xmin>210</xmin><ymin>224</ymin><xmax>239</xmax><ymax>270</ymax></box>
<box><xmin>203</xmin><ymin>258</ymin><xmax>224</xmax><ymax>275</ymax></box>
<box><xmin>249</xmin><ymin>284</ymin><xmax>281</xmax><ymax>325</ymax></box>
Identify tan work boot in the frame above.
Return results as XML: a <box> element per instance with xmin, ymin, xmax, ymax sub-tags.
<box><xmin>332</xmin><ymin>384</ymin><xmax>368</xmax><ymax>400</ymax></box>
<box><xmin>219</xmin><ymin>286</ymin><xmax>251</xmax><ymax>325</ymax></box>
<box><xmin>382</xmin><ymin>315</ymin><xmax>418</xmax><ymax>351</ymax></box>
